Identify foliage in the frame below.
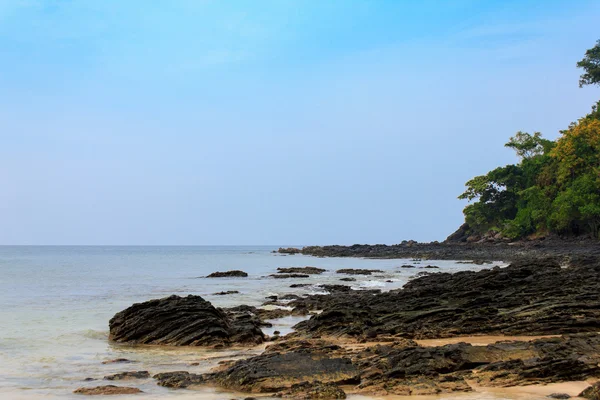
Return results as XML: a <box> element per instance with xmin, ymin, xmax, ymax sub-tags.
<box><xmin>577</xmin><ymin>39</ymin><xmax>600</xmax><ymax>87</ymax></box>
<box><xmin>460</xmin><ymin>105</ymin><xmax>600</xmax><ymax>239</ymax></box>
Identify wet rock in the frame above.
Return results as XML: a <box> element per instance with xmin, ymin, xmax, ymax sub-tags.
<box><xmin>109</xmin><ymin>295</ymin><xmax>265</xmax><ymax>347</ymax></box>
<box><xmin>580</xmin><ymin>382</ymin><xmax>600</xmax><ymax>399</ymax></box>
<box><xmin>277</xmin><ymin>267</ymin><xmax>326</xmax><ymax>274</ymax></box>
<box><xmin>278</xmin><ymin>381</ymin><xmax>347</xmax><ymax>399</ymax></box>
<box><xmin>153</xmin><ymin>371</ymin><xmax>205</xmax><ymax>388</ymax></box>
<box><xmin>339</xmin><ymin>277</ymin><xmax>356</xmax><ymax>282</ymax></box>
<box><xmin>290</xmin><ymin>283</ymin><xmax>311</xmax><ymax>288</ymax></box>
<box><xmin>422</xmin><ymin>265</ymin><xmax>439</xmax><ymax>269</ymax></box>
<box><xmin>101</xmin><ymin>358</ymin><xmax>134</xmax><ymax>364</ymax></box>
<box><xmin>213</xmin><ymin>291</ymin><xmax>240</xmax><ymax>295</ymax></box>
<box><xmin>400</xmin><ymin>265</ymin><xmax>416</xmax><ymax>268</ymax></box>
<box><xmin>318</xmin><ymin>284</ymin><xmax>352</xmax><ymax>293</ymax></box>
<box><xmin>336</xmin><ymin>269</ymin><xmax>383</xmax><ymax>275</ymax></box>
<box><xmin>270</xmin><ymin>274</ymin><xmax>310</xmax><ymax>279</ymax></box>
<box><xmin>547</xmin><ymin>394</ymin><xmax>571</xmax><ymax>399</ymax></box>
<box><xmin>73</xmin><ymin>385</ymin><xmax>142</xmax><ymax>395</ymax></box>
<box><xmin>207</xmin><ymin>270</ymin><xmax>248</xmax><ymax>278</ymax></box>
<box><xmin>104</xmin><ymin>371</ymin><xmax>150</xmax><ymax>380</ymax></box>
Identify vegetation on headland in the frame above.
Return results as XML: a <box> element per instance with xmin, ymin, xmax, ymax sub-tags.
<box><xmin>460</xmin><ymin>40</ymin><xmax>600</xmax><ymax>240</ymax></box>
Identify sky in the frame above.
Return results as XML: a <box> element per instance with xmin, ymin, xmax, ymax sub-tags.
<box><xmin>0</xmin><ymin>0</ymin><xmax>599</xmax><ymax>245</ymax></box>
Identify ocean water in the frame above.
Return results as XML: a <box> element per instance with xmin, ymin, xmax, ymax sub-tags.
<box><xmin>0</xmin><ymin>246</ymin><xmax>568</xmax><ymax>399</ymax></box>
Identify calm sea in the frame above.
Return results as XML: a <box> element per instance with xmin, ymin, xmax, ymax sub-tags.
<box><xmin>0</xmin><ymin>246</ymin><xmax>552</xmax><ymax>399</ymax></box>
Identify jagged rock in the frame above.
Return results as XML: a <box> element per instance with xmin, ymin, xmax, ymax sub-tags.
<box><xmin>153</xmin><ymin>371</ymin><xmax>204</xmax><ymax>388</ymax></box>
<box><xmin>109</xmin><ymin>295</ymin><xmax>265</xmax><ymax>347</ymax></box>
<box><xmin>206</xmin><ymin>270</ymin><xmax>248</xmax><ymax>278</ymax></box>
<box><xmin>297</xmin><ymin>259</ymin><xmax>600</xmax><ymax>338</ymax></box>
<box><xmin>278</xmin><ymin>382</ymin><xmax>347</xmax><ymax>399</ymax></box>
<box><xmin>208</xmin><ymin>350</ymin><xmax>359</xmax><ymax>393</ymax></box>
<box><xmin>277</xmin><ymin>267</ymin><xmax>326</xmax><ymax>274</ymax></box>
<box><xmin>580</xmin><ymin>382</ymin><xmax>600</xmax><ymax>399</ymax></box>
<box><xmin>318</xmin><ymin>285</ymin><xmax>352</xmax><ymax>293</ymax></box>
<box><xmin>104</xmin><ymin>371</ymin><xmax>150</xmax><ymax>380</ymax></box>
<box><xmin>336</xmin><ymin>269</ymin><xmax>384</xmax><ymax>275</ymax></box>
<box><xmin>73</xmin><ymin>385</ymin><xmax>142</xmax><ymax>395</ymax></box>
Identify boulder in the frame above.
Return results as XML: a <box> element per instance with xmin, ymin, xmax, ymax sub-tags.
<box><xmin>104</xmin><ymin>371</ymin><xmax>150</xmax><ymax>380</ymax></box>
<box><xmin>206</xmin><ymin>270</ymin><xmax>248</xmax><ymax>278</ymax></box>
<box><xmin>109</xmin><ymin>295</ymin><xmax>265</xmax><ymax>347</ymax></box>
<box><xmin>73</xmin><ymin>385</ymin><xmax>142</xmax><ymax>395</ymax></box>
<box><xmin>277</xmin><ymin>266</ymin><xmax>326</xmax><ymax>274</ymax></box>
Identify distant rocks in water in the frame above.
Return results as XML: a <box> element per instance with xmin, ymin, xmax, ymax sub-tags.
<box><xmin>400</xmin><ymin>264</ymin><xmax>416</xmax><ymax>268</ymax></box>
<box><xmin>270</xmin><ymin>273</ymin><xmax>309</xmax><ymax>279</ymax></box>
<box><xmin>206</xmin><ymin>270</ymin><xmax>248</xmax><ymax>278</ymax></box>
<box><xmin>277</xmin><ymin>247</ymin><xmax>301</xmax><ymax>255</ymax></box>
<box><xmin>73</xmin><ymin>385</ymin><xmax>142</xmax><ymax>395</ymax></box>
<box><xmin>101</xmin><ymin>358</ymin><xmax>134</xmax><ymax>365</ymax></box>
<box><xmin>109</xmin><ymin>295</ymin><xmax>265</xmax><ymax>347</ymax></box>
<box><xmin>277</xmin><ymin>266</ymin><xmax>326</xmax><ymax>274</ymax></box>
<box><xmin>153</xmin><ymin>371</ymin><xmax>205</xmax><ymax>388</ymax></box>
<box><xmin>339</xmin><ymin>277</ymin><xmax>356</xmax><ymax>282</ymax></box>
<box><xmin>336</xmin><ymin>268</ymin><xmax>384</xmax><ymax>275</ymax></box>
<box><xmin>212</xmin><ymin>290</ymin><xmax>239</xmax><ymax>295</ymax></box>
<box><xmin>547</xmin><ymin>394</ymin><xmax>571</xmax><ymax>399</ymax></box>
<box><xmin>422</xmin><ymin>265</ymin><xmax>439</xmax><ymax>269</ymax></box>
<box><xmin>290</xmin><ymin>283</ymin><xmax>311</xmax><ymax>288</ymax></box>
<box><xmin>318</xmin><ymin>284</ymin><xmax>352</xmax><ymax>293</ymax></box>
<box><xmin>104</xmin><ymin>371</ymin><xmax>150</xmax><ymax>381</ymax></box>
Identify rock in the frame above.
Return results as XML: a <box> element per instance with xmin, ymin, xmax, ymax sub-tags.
<box><xmin>290</xmin><ymin>283</ymin><xmax>311</xmax><ymax>288</ymax></box>
<box><xmin>422</xmin><ymin>265</ymin><xmax>439</xmax><ymax>269</ymax></box>
<box><xmin>547</xmin><ymin>394</ymin><xmax>571</xmax><ymax>399</ymax></box>
<box><xmin>400</xmin><ymin>265</ymin><xmax>416</xmax><ymax>268</ymax></box>
<box><xmin>109</xmin><ymin>295</ymin><xmax>265</xmax><ymax>346</ymax></box>
<box><xmin>104</xmin><ymin>371</ymin><xmax>150</xmax><ymax>380</ymax></box>
<box><xmin>207</xmin><ymin>350</ymin><xmax>359</xmax><ymax>393</ymax></box>
<box><xmin>339</xmin><ymin>277</ymin><xmax>356</xmax><ymax>282</ymax></box>
<box><xmin>213</xmin><ymin>291</ymin><xmax>240</xmax><ymax>295</ymax></box>
<box><xmin>278</xmin><ymin>248</ymin><xmax>301</xmax><ymax>254</ymax></box>
<box><xmin>101</xmin><ymin>358</ymin><xmax>134</xmax><ymax>364</ymax></box>
<box><xmin>297</xmin><ymin>259</ymin><xmax>600</xmax><ymax>338</ymax></box>
<box><xmin>277</xmin><ymin>267</ymin><xmax>326</xmax><ymax>274</ymax></box>
<box><xmin>206</xmin><ymin>270</ymin><xmax>248</xmax><ymax>278</ymax></box>
<box><xmin>318</xmin><ymin>285</ymin><xmax>352</xmax><ymax>293</ymax></box>
<box><xmin>335</xmin><ymin>269</ymin><xmax>384</xmax><ymax>275</ymax></box>
<box><xmin>580</xmin><ymin>382</ymin><xmax>600</xmax><ymax>399</ymax></box>
<box><xmin>270</xmin><ymin>274</ymin><xmax>310</xmax><ymax>279</ymax></box>
<box><xmin>73</xmin><ymin>385</ymin><xmax>142</xmax><ymax>395</ymax></box>
<box><xmin>153</xmin><ymin>371</ymin><xmax>204</xmax><ymax>388</ymax></box>
<box><xmin>278</xmin><ymin>382</ymin><xmax>347</xmax><ymax>399</ymax></box>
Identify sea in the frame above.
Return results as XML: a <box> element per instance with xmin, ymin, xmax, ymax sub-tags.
<box><xmin>0</xmin><ymin>246</ymin><xmax>577</xmax><ymax>399</ymax></box>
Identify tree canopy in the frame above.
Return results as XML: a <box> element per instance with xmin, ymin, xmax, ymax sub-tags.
<box><xmin>459</xmin><ymin>39</ymin><xmax>600</xmax><ymax>240</ymax></box>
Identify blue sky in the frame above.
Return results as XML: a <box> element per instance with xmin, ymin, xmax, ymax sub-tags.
<box><xmin>1</xmin><ymin>0</ymin><xmax>599</xmax><ymax>245</ymax></box>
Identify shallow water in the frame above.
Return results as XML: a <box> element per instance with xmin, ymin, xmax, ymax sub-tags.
<box><xmin>0</xmin><ymin>245</ymin><xmax>571</xmax><ymax>399</ymax></box>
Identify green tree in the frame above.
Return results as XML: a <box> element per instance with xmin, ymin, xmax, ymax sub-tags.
<box><xmin>577</xmin><ymin>39</ymin><xmax>600</xmax><ymax>87</ymax></box>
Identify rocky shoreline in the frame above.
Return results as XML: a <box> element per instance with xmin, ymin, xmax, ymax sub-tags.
<box><xmin>75</xmin><ymin>247</ymin><xmax>600</xmax><ymax>398</ymax></box>
<box><xmin>278</xmin><ymin>236</ymin><xmax>600</xmax><ymax>263</ymax></box>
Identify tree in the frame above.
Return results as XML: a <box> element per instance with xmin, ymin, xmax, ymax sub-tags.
<box><xmin>551</xmin><ymin>118</ymin><xmax>600</xmax><ymax>185</ymax></box>
<box><xmin>577</xmin><ymin>39</ymin><xmax>600</xmax><ymax>87</ymax></box>
<box><xmin>505</xmin><ymin>131</ymin><xmax>553</xmax><ymax>160</ymax></box>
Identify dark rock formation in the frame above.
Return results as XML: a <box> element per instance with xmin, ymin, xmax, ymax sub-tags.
<box><xmin>296</xmin><ymin>259</ymin><xmax>600</xmax><ymax>339</ymax></box>
<box><xmin>104</xmin><ymin>371</ymin><xmax>150</xmax><ymax>380</ymax></box>
<box><xmin>339</xmin><ymin>277</ymin><xmax>356</xmax><ymax>281</ymax></box>
<box><xmin>336</xmin><ymin>268</ymin><xmax>384</xmax><ymax>275</ymax></box>
<box><xmin>153</xmin><ymin>371</ymin><xmax>205</xmax><ymax>388</ymax></box>
<box><xmin>278</xmin><ymin>382</ymin><xmax>347</xmax><ymax>399</ymax></box>
<box><xmin>109</xmin><ymin>295</ymin><xmax>265</xmax><ymax>347</ymax></box>
<box><xmin>278</xmin><ymin>247</ymin><xmax>301</xmax><ymax>254</ymax></box>
<box><xmin>277</xmin><ymin>266</ymin><xmax>326</xmax><ymax>274</ymax></box>
<box><xmin>269</xmin><ymin>274</ymin><xmax>309</xmax><ymax>279</ymax></box>
<box><xmin>101</xmin><ymin>358</ymin><xmax>134</xmax><ymax>364</ymax></box>
<box><xmin>580</xmin><ymin>382</ymin><xmax>600</xmax><ymax>399</ymax></box>
<box><xmin>213</xmin><ymin>291</ymin><xmax>240</xmax><ymax>295</ymax></box>
<box><xmin>73</xmin><ymin>385</ymin><xmax>142</xmax><ymax>395</ymax></box>
<box><xmin>206</xmin><ymin>270</ymin><xmax>248</xmax><ymax>278</ymax></box>
<box><xmin>207</xmin><ymin>350</ymin><xmax>359</xmax><ymax>393</ymax></box>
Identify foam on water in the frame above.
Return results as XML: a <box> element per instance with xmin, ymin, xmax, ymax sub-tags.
<box><xmin>0</xmin><ymin>246</ymin><xmax>522</xmax><ymax>399</ymax></box>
